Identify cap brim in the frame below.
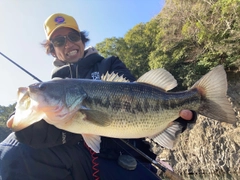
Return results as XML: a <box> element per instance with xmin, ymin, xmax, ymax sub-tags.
<box><xmin>48</xmin><ymin>25</ymin><xmax>80</xmax><ymax>40</ymax></box>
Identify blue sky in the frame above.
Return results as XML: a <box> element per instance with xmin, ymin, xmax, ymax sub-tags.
<box><xmin>0</xmin><ymin>0</ymin><xmax>164</xmax><ymax>106</ymax></box>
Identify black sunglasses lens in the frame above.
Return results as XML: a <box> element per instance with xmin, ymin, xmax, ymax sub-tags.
<box><xmin>68</xmin><ymin>33</ymin><xmax>81</xmax><ymax>42</ymax></box>
<box><xmin>51</xmin><ymin>32</ymin><xmax>81</xmax><ymax>47</ymax></box>
<box><xmin>52</xmin><ymin>37</ymin><xmax>66</xmax><ymax>47</ymax></box>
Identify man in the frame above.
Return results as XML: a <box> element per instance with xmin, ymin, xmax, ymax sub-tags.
<box><xmin>0</xmin><ymin>13</ymin><xmax>196</xmax><ymax>180</ymax></box>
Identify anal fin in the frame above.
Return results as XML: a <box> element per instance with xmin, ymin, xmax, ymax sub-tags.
<box><xmin>150</xmin><ymin>123</ymin><xmax>183</xmax><ymax>149</ymax></box>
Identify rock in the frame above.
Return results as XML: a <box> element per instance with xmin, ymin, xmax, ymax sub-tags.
<box><xmin>153</xmin><ymin>80</ymin><xmax>240</xmax><ymax>175</ymax></box>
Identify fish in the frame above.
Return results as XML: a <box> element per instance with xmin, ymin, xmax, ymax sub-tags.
<box><xmin>7</xmin><ymin>65</ymin><xmax>236</xmax><ymax>153</ymax></box>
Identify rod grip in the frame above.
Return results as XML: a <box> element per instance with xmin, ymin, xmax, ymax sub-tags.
<box><xmin>164</xmin><ymin>169</ymin><xmax>184</xmax><ymax>180</ymax></box>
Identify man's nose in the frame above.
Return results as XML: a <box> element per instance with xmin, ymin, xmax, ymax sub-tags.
<box><xmin>64</xmin><ymin>38</ymin><xmax>73</xmax><ymax>48</ymax></box>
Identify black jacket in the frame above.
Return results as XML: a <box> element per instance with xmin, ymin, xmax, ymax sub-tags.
<box><xmin>0</xmin><ymin>53</ymin><xmax>159</xmax><ymax>180</ymax></box>
<box><xmin>51</xmin><ymin>53</ymin><xmax>135</xmax><ymax>81</ymax></box>
<box><xmin>3</xmin><ymin>50</ymin><xmax>196</xmax><ymax>180</ymax></box>
<box><xmin>15</xmin><ymin>52</ymin><xmax>156</xmax><ymax>160</ymax></box>
<box><xmin>15</xmin><ymin>50</ymin><xmax>197</xmax><ymax>156</ymax></box>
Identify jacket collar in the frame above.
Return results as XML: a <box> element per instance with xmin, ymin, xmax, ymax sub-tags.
<box><xmin>53</xmin><ymin>46</ymin><xmax>100</xmax><ymax>67</ymax></box>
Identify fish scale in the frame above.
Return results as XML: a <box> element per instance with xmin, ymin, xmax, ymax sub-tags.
<box><xmin>10</xmin><ymin>65</ymin><xmax>236</xmax><ymax>153</ymax></box>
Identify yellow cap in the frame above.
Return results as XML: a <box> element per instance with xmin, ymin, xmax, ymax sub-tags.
<box><xmin>44</xmin><ymin>13</ymin><xmax>80</xmax><ymax>40</ymax></box>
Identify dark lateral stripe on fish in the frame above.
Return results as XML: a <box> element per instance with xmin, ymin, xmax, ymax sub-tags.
<box><xmin>85</xmin><ymin>88</ymin><xmax>201</xmax><ymax>115</ymax></box>
<box><xmin>159</xmin><ymin>89</ymin><xmax>201</xmax><ymax>110</ymax></box>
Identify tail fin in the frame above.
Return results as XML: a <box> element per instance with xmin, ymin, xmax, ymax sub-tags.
<box><xmin>192</xmin><ymin>65</ymin><xmax>236</xmax><ymax>124</ymax></box>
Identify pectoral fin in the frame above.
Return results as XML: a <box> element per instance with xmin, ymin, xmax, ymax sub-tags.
<box><xmin>80</xmin><ymin>109</ymin><xmax>112</xmax><ymax>126</ymax></box>
<box><xmin>82</xmin><ymin>134</ymin><xmax>101</xmax><ymax>153</ymax></box>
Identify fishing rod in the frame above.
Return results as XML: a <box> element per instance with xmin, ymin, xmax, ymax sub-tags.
<box><xmin>0</xmin><ymin>52</ymin><xmax>42</xmax><ymax>82</ymax></box>
<box><xmin>120</xmin><ymin>139</ymin><xmax>184</xmax><ymax>180</ymax></box>
<box><xmin>1</xmin><ymin>52</ymin><xmax>184</xmax><ymax>180</ymax></box>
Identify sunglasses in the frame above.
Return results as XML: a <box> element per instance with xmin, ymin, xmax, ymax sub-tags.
<box><xmin>51</xmin><ymin>32</ymin><xmax>81</xmax><ymax>47</ymax></box>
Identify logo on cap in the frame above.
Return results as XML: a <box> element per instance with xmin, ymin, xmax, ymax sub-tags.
<box><xmin>54</xmin><ymin>16</ymin><xmax>65</xmax><ymax>24</ymax></box>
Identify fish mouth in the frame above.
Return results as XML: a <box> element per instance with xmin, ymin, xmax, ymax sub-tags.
<box><xmin>16</xmin><ymin>87</ymin><xmax>31</xmax><ymax>110</ymax></box>
<box><xmin>6</xmin><ymin>87</ymin><xmax>31</xmax><ymax>131</ymax></box>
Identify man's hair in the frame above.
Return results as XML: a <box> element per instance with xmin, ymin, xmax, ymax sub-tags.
<box><xmin>41</xmin><ymin>31</ymin><xmax>90</xmax><ymax>55</ymax></box>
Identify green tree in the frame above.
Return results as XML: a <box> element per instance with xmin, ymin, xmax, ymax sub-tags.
<box><xmin>95</xmin><ymin>37</ymin><xmax>127</xmax><ymax>59</ymax></box>
<box><xmin>96</xmin><ymin>19</ymin><xmax>160</xmax><ymax>78</ymax></box>
<box><xmin>149</xmin><ymin>0</ymin><xmax>240</xmax><ymax>88</ymax></box>
<box><xmin>97</xmin><ymin>0</ymin><xmax>240</xmax><ymax>88</ymax></box>
<box><xmin>0</xmin><ymin>104</ymin><xmax>15</xmax><ymax>141</ymax></box>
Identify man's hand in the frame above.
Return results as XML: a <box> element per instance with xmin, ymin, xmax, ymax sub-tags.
<box><xmin>176</xmin><ymin>110</ymin><xmax>197</xmax><ymax>133</ymax></box>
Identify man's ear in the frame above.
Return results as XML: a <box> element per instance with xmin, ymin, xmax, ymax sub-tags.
<box><xmin>51</xmin><ymin>52</ymin><xmax>56</xmax><ymax>57</ymax></box>
<box><xmin>50</xmin><ymin>44</ymin><xmax>55</xmax><ymax>57</ymax></box>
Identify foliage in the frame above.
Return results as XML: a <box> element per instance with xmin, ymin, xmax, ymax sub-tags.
<box><xmin>96</xmin><ymin>20</ymin><xmax>161</xmax><ymax>78</ymax></box>
<box><xmin>96</xmin><ymin>0</ymin><xmax>240</xmax><ymax>88</ymax></box>
<box><xmin>149</xmin><ymin>0</ymin><xmax>240</xmax><ymax>87</ymax></box>
<box><xmin>95</xmin><ymin>37</ymin><xmax>127</xmax><ymax>59</ymax></box>
<box><xmin>0</xmin><ymin>104</ymin><xmax>15</xmax><ymax>141</ymax></box>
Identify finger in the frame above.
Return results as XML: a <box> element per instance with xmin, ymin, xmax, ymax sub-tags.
<box><xmin>179</xmin><ymin>110</ymin><xmax>192</xmax><ymax>120</ymax></box>
<box><xmin>7</xmin><ymin>115</ymin><xmax>14</xmax><ymax>128</ymax></box>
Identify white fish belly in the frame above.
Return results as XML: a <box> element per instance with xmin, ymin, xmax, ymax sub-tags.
<box><xmin>58</xmin><ymin>110</ymin><xmax>180</xmax><ymax>138</ymax></box>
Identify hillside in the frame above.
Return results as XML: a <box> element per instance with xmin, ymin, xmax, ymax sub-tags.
<box><xmin>0</xmin><ymin>104</ymin><xmax>15</xmax><ymax>141</ymax></box>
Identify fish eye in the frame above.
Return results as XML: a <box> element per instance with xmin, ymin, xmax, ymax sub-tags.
<box><xmin>38</xmin><ymin>83</ymin><xmax>47</xmax><ymax>91</ymax></box>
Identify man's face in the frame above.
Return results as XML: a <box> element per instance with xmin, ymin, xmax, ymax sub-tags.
<box><xmin>50</xmin><ymin>27</ymin><xmax>85</xmax><ymax>63</ymax></box>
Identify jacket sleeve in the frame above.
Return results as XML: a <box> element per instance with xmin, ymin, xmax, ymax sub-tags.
<box><xmin>12</xmin><ymin>114</ymin><xmax>83</xmax><ymax>148</ymax></box>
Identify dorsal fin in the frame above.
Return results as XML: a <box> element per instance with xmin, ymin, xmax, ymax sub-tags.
<box><xmin>137</xmin><ymin>68</ymin><xmax>177</xmax><ymax>91</ymax></box>
<box><xmin>101</xmin><ymin>72</ymin><xmax>130</xmax><ymax>82</ymax></box>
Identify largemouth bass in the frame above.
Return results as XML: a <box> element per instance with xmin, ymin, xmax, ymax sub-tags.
<box><xmin>8</xmin><ymin>65</ymin><xmax>236</xmax><ymax>153</ymax></box>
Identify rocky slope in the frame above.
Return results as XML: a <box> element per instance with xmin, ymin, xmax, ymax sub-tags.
<box><xmin>153</xmin><ymin>81</ymin><xmax>240</xmax><ymax>176</ymax></box>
